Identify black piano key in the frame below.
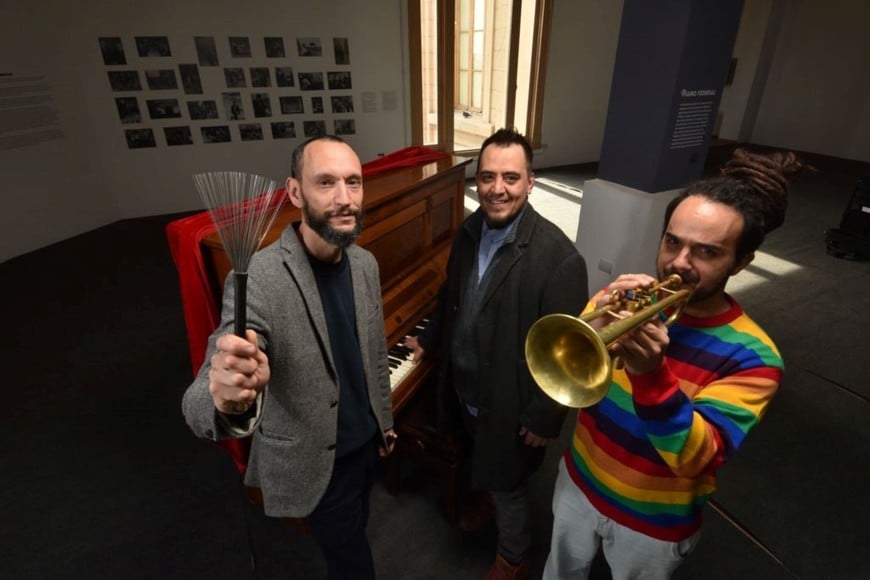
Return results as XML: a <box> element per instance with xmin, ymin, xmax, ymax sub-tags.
<box><xmin>392</xmin><ymin>346</ymin><xmax>412</xmax><ymax>357</ymax></box>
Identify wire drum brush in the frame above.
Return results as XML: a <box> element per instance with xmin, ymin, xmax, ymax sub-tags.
<box><xmin>193</xmin><ymin>171</ymin><xmax>285</xmax><ymax>337</ymax></box>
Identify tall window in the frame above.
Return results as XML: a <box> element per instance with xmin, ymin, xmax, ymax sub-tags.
<box><xmin>409</xmin><ymin>0</ymin><xmax>552</xmax><ymax>153</ymax></box>
<box><xmin>456</xmin><ymin>0</ymin><xmax>485</xmax><ymax>112</ymax></box>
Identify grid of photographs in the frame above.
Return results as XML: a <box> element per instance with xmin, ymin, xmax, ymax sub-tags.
<box><xmin>98</xmin><ymin>34</ymin><xmax>355</xmax><ymax>149</ymax></box>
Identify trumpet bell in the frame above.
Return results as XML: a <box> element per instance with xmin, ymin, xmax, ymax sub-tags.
<box><xmin>524</xmin><ymin>314</ymin><xmax>612</xmax><ymax>408</ymax></box>
<box><xmin>525</xmin><ymin>274</ymin><xmax>690</xmax><ymax>409</ymax></box>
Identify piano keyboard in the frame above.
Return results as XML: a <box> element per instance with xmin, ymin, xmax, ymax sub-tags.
<box><xmin>389</xmin><ymin>318</ymin><xmax>429</xmax><ymax>391</ymax></box>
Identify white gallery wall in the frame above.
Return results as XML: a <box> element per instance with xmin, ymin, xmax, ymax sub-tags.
<box><xmin>716</xmin><ymin>0</ymin><xmax>779</xmax><ymax>142</ymax></box>
<box><xmin>747</xmin><ymin>0</ymin><xmax>870</xmax><ymax>162</ymax></box>
<box><xmin>0</xmin><ymin>0</ymin><xmax>409</xmax><ymax>261</ymax></box>
<box><xmin>2</xmin><ymin>0</ymin><xmax>869</xmax><ymax>261</ymax></box>
<box><xmin>714</xmin><ymin>0</ymin><xmax>870</xmax><ymax>163</ymax></box>
<box><xmin>534</xmin><ymin>0</ymin><xmax>623</xmax><ymax>168</ymax></box>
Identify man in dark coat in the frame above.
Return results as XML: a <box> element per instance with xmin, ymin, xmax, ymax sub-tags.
<box><xmin>406</xmin><ymin>128</ymin><xmax>588</xmax><ymax>579</ymax></box>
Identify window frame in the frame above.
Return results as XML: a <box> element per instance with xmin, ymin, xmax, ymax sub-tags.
<box><xmin>408</xmin><ymin>0</ymin><xmax>551</xmax><ymax>152</ymax></box>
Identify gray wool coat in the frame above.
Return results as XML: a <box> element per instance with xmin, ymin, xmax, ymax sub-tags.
<box><xmin>182</xmin><ymin>225</ymin><xmax>393</xmax><ymax>518</ymax></box>
<box><xmin>421</xmin><ymin>203</ymin><xmax>589</xmax><ymax>491</ymax></box>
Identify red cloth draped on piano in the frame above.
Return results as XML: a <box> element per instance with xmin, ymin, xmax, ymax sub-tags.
<box><xmin>166</xmin><ymin>146</ymin><xmax>451</xmax><ymax>474</ymax></box>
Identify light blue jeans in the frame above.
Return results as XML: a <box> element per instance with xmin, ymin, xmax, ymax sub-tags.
<box><xmin>543</xmin><ymin>458</ymin><xmax>700</xmax><ymax>580</ymax></box>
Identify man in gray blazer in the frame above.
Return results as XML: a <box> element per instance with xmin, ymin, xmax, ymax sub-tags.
<box><xmin>183</xmin><ymin>135</ymin><xmax>396</xmax><ymax>580</ymax></box>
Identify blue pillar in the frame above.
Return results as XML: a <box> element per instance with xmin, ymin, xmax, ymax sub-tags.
<box><xmin>597</xmin><ymin>0</ymin><xmax>744</xmax><ymax>192</ymax></box>
<box><xmin>577</xmin><ymin>0</ymin><xmax>744</xmax><ymax>292</ymax></box>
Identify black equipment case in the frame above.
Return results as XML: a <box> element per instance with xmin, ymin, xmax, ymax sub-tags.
<box><xmin>825</xmin><ymin>177</ymin><xmax>870</xmax><ymax>260</ymax></box>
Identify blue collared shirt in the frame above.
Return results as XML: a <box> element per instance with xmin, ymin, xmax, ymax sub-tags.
<box><xmin>477</xmin><ymin>210</ymin><xmax>522</xmax><ymax>283</ymax></box>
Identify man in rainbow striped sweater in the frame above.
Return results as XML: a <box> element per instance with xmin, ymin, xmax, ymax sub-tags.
<box><xmin>543</xmin><ymin>149</ymin><xmax>805</xmax><ymax>579</ymax></box>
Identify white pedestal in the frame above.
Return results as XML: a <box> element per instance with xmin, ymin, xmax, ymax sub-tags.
<box><xmin>576</xmin><ymin>179</ymin><xmax>681</xmax><ymax>293</ymax></box>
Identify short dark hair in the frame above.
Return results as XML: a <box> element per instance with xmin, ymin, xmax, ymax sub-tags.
<box><xmin>662</xmin><ymin>148</ymin><xmax>808</xmax><ymax>260</ymax></box>
<box><xmin>290</xmin><ymin>134</ymin><xmax>348</xmax><ymax>179</ymax></box>
<box><xmin>477</xmin><ymin>127</ymin><xmax>534</xmax><ymax>174</ymax></box>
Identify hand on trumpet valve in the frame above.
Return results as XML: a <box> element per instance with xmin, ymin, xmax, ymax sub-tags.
<box><xmin>589</xmin><ymin>274</ymin><xmax>658</xmax><ymax>329</ymax></box>
<box><xmin>597</xmin><ymin>273</ymin><xmax>674</xmax><ymax>374</ymax></box>
<box><xmin>603</xmin><ymin>273</ymin><xmax>659</xmax><ymax>301</ymax></box>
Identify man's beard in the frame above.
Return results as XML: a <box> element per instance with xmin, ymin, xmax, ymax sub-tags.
<box><xmin>481</xmin><ymin>197</ymin><xmax>526</xmax><ymax>229</ymax></box>
<box><xmin>484</xmin><ymin>212</ymin><xmax>519</xmax><ymax>230</ymax></box>
<box><xmin>303</xmin><ymin>203</ymin><xmax>363</xmax><ymax>248</ymax></box>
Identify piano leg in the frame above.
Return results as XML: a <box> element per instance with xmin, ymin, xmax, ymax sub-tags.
<box><xmin>385</xmin><ymin>404</ymin><xmax>469</xmax><ymax>526</ymax></box>
<box><xmin>440</xmin><ymin>442</ymin><xmax>463</xmax><ymax>526</ymax></box>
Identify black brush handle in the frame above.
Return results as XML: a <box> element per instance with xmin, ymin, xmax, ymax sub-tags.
<box><xmin>233</xmin><ymin>272</ymin><xmax>248</xmax><ymax>337</ymax></box>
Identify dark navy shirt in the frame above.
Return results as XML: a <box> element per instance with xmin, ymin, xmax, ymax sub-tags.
<box><xmin>308</xmin><ymin>252</ymin><xmax>377</xmax><ymax>457</ymax></box>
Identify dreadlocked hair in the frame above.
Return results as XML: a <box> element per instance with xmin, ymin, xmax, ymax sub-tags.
<box><xmin>663</xmin><ymin>148</ymin><xmax>812</xmax><ymax>260</ymax></box>
<box><xmin>720</xmin><ymin>148</ymin><xmax>808</xmax><ymax>232</ymax></box>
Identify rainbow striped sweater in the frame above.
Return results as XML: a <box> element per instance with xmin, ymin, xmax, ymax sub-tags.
<box><xmin>564</xmin><ymin>294</ymin><xmax>783</xmax><ymax>542</ymax></box>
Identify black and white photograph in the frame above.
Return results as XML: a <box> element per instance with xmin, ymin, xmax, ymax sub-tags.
<box><xmin>164</xmin><ymin>126</ymin><xmax>193</xmax><ymax>146</ymax></box>
<box><xmin>194</xmin><ymin>36</ymin><xmax>219</xmax><ymax>66</ymax></box>
<box><xmin>303</xmin><ymin>120</ymin><xmax>327</xmax><ymax>137</ymax></box>
<box><xmin>187</xmin><ymin>100</ymin><xmax>219</xmax><ymax>120</ymax></box>
<box><xmin>333</xmin><ymin>37</ymin><xmax>350</xmax><ymax>65</ymax></box>
<box><xmin>135</xmin><ymin>36</ymin><xmax>171</xmax><ymax>57</ymax></box>
<box><xmin>311</xmin><ymin>96</ymin><xmax>324</xmax><ymax>114</ymax></box>
<box><xmin>296</xmin><ymin>37</ymin><xmax>322</xmax><ymax>57</ymax></box>
<box><xmin>298</xmin><ymin>72</ymin><xmax>324</xmax><ymax>91</ymax></box>
<box><xmin>107</xmin><ymin>70</ymin><xmax>141</xmax><ymax>92</ymax></box>
<box><xmin>239</xmin><ymin>123</ymin><xmax>264</xmax><ymax>141</ymax></box>
<box><xmin>222</xmin><ymin>92</ymin><xmax>245</xmax><ymax>120</ymax></box>
<box><xmin>275</xmin><ymin>66</ymin><xmax>295</xmax><ymax>87</ymax></box>
<box><xmin>279</xmin><ymin>96</ymin><xmax>304</xmax><ymax>114</ymax></box>
<box><xmin>200</xmin><ymin>125</ymin><xmax>231</xmax><ymax>143</ymax></box>
<box><xmin>229</xmin><ymin>36</ymin><xmax>252</xmax><ymax>58</ymax></box>
<box><xmin>251</xmin><ymin>93</ymin><xmax>272</xmax><ymax>118</ymax></box>
<box><xmin>114</xmin><ymin>97</ymin><xmax>141</xmax><ymax>124</ymax></box>
<box><xmin>334</xmin><ymin>119</ymin><xmax>355</xmax><ymax>136</ymax></box>
<box><xmin>145</xmin><ymin>69</ymin><xmax>178</xmax><ymax>91</ymax></box>
<box><xmin>179</xmin><ymin>64</ymin><xmax>203</xmax><ymax>94</ymax></box>
<box><xmin>330</xmin><ymin>95</ymin><xmax>354</xmax><ymax>113</ymax></box>
<box><xmin>98</xmin><ymin>37</ymin><xmax>126</xmax><ymax>65</ymax></box>
<box><xmin>270</xmin><ymin>121</ymin><xmax>296</xmax><ymax>139</ymax></box>
<box><xmin>250</xmin><ymin>67</ymin><xmax>271</xmax><ymax>87</ymax></box>
<box><xmin>146</xmin><ymin>98</ymin><xmax>181</xmax><ymax>119</ymax></box>
<box><xmin>264</xmin><ymin>37</ymin><xmax>285</xmax><ymax>58</ymax></box>
<box><xmin>327</xmin><ymin>71</ymin><xmax>352</xmax><ymax>90</ymax></box>
<box><xmin>224</xmin><ymin>67</ymin><xmax>246</xmax><ymax>88</ymax></box>
<box><xmin>124</xmin><ymin>128</ymin><xmax>155</xmax><ymax>149</ymax></box>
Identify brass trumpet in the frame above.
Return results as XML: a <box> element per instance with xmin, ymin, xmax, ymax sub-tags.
<box><xmin>524</xmin><ymin>274</ymin><xmax>691</xmax><ymax>408</ymax></box>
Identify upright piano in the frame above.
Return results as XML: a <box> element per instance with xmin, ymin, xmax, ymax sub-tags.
<box><xmin>201</xmin><ymin>155</ymin><xmax>474</xmax><ymax>523</ymax></box>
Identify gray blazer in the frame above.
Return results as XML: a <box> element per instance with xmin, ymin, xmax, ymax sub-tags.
<box><xmin>182</xmin><ymin>225</ymin><xmax>393</xmax><ymax>518</ymax></box>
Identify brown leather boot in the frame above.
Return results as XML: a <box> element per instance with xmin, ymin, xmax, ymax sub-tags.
<box><xmin>483</xmin><ymin>553</ymin><xmax>529</xmax><ymax>580</ymax></box>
